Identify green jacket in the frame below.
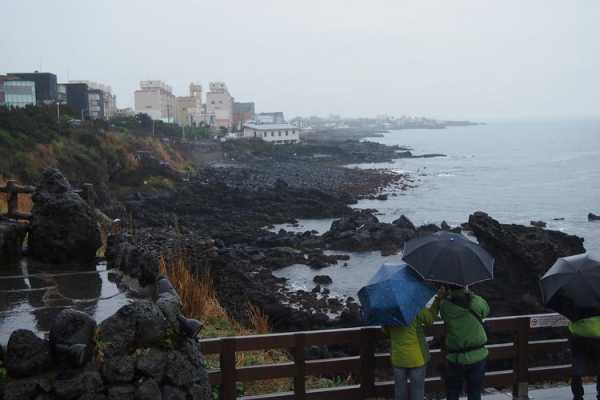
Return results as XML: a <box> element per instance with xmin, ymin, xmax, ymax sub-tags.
<box><xmin>569</xmin><ymin>316</ymin><xmax>600</xmax><ymax>338</ymax></box>
<box><xmin>385</xmin><ymin>298</ymin><xmax>441</xmax><ymax>368</ymax></box>
<box><xmin>440</xmin><ymin>289</ymin><xmax>490</xmax><ymax>365</ymax></box>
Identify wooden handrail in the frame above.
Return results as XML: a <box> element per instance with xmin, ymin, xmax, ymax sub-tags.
<box><xmin>200</xmin><ymin>313</ymin><xmax>575</xmax><ymax>400</ymax></box>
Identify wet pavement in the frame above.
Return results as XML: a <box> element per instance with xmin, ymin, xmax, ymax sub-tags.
<box><xmin>0</xmin><ymin>259</ymin><xmax>132</xmax><ymax>345</ymax></box>
<box><xmin>483</xmin><ymin>383</ymin><xmax>595</xmax><ymax>399</ymax></box>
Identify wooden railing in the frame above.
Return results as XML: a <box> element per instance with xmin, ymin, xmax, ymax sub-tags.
<box><xmin>0</xmin><ymin>180</ymin><xmax>96</xmax><ymax>221</ymax></box>
<box><xmin>199</xmin><ymin>313</ymin><xmax>573</xmax><ymax>400</ymax></box>
<box><xmin>0</xmin><ymin>180</ymin><xmax>35</xmax><ymax>220</ymax></box>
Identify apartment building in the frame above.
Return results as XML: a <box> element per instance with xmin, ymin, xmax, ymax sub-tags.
<box><xmin>134</xmin><ymin>80</ymin><xmax>176</xmax><ymax>123</ymax></box>
<box><xmin>176</xmin><ymin>83</ymin><xmax>203</xmax><ymax>126</ymax></box>
<box><xmin>205</xmin><ymin>82</ymin><xmax>233</xmax><ymax>129</ymax></box>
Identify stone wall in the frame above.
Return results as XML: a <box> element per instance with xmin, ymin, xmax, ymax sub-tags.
<box><xmin>0</xmin><ymin>237</ymin><xmax>212</xmax><ymax>400</ymax></box>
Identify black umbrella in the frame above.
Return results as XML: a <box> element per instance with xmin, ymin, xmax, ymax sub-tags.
<box><xmin>540</xmin><ymin>253</ymin><xmax>600</xmax><ymax>320</ymax></box>
<box><xmin>402</xmin><ymin>231</ymin><xmax>494</xmax><ymax>287</ymax></box>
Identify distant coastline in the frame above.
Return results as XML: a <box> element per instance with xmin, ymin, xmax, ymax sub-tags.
<box><xmin>301</xmin><ymin>119</ymin><xmax>481</xmax><ymax>142</ymax></box>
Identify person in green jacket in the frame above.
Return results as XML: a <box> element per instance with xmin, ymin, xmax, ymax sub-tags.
<box><xmin>384</xmin><ymin>290</ymin><xmax>444</xmax><ymax>400</ymax></box>
<box><xmin>439</xmin><ymin>285</ymin><xmax>490</xmax><ymax>400</ymax></box>
<box><xmin>568</xmin><ymin>306</ymin><xmax>600</xmax><ymax>400</ymax></box>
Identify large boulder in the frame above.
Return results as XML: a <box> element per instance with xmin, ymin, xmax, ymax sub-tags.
<box><xmin>97</xmin><ymin>301</ymin><xmax>168</xmax><ymax>359</ymax></box>
<box><xmin>0</xmin><ymin>220</ymin><xmax>27</xmax><ymax>264</ymax></box>
<box><xmin>468</xmin><ymin>211</ymin><xmax>585</xmax><ymax>315</ymax></box>
<box><xmin>5</xmin><ymin>330</ymin><xmax>52</xmax><ymax>378</ymax></box>
<box><xmin>391</xmin><ymin>215</ymin><xmax>416</xmax><ymax>231</ymax></box>
<box><xmin>28</xmin><ymin>168</ymin><xmax>101</xmax><ymax>264</ymax></box>
<box><xmin>323</xmin><ymin>210</ymin><xmax>416</xmax><ymax>253</ymax></box>
<box><xmin>49</xmin><ymin>309</ymin><xmax>97</xmax><ymax>367</ymax></box>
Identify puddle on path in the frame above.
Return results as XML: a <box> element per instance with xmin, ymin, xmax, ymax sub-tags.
<box><xmin>0</xmin><ymin>259</ymin><xmax>132</xmax><ymax>346</ymax></box>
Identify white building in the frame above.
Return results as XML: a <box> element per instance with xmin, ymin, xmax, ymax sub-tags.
<box><xmin>134</xmin><ymin>80</ymin><xmax>176</xmax><ymax>123</ymax></box>
<box><xmin>205</xmin><ymin>82</ymin><xmax>233</xmax><ymax>129</ymax></box>
<box><xmin>242</xmin><ymin>122</ymin><xmax>300</xmax><ymax>144</ymax></box>
<box><xmin>176</xmin><ymin>83</ymin><xmax>203</xmax><ymax>127</ymax></box>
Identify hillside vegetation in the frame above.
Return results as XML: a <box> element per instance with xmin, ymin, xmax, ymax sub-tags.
<box><xmin>0</xmin><ymin>106</ymin><xmax>196</xmax><ymax>192</ymax></box>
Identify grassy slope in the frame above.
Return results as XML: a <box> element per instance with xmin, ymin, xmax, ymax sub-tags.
<box><xmin>0</xmin><ymin>106</ymin><xmax>192</xmax><ymax>189</ymax></box>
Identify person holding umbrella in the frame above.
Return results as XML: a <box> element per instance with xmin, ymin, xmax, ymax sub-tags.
<box><xmin>540</xmin><ymin>253</ymin><xmax>600</xmax><ymax>400</ymax></box>
<box><xmin>438</xmin><ymin>284</ymin><xmax>490</xmax><ymax>400</ymax></box>
<box><xmin>383</xmin><ymin>292</ymin><xmax>444</xmax><ymax>400</ymax></box>
<box><xmin>403</xmin><ymin>231</ymin><xmax>494</xmax><ymax>400</ymax></box>
<box><xmin>358</xmin><ymin>262</ymin><xmax>443</xmax><ymax>400</ymax></box>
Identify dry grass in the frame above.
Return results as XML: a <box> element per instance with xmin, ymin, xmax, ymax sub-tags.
<box><xmin>248</xmin><ymin>303</ymin><xmax>271</xmax><ymax>335</ymax></box>
<box><xmin>159</xmin><ymin>254</ymin><xmax>231</xmax><ymax>325</ymax></box>
<box><xmin>158</xmin><ymin>253</ymin><xmax>300</xmax><ymax>395</ymax></box>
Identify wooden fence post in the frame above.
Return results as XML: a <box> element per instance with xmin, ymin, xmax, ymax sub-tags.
<box><xmin>294</xmin><ymin>333</ymin><xmax>306</xmax><ymax>399</ymax></box>
<box><xmin>513</xmin><ymin>317</ymin><xmax>530</xmax><ymax>400</ymax></box>
<box><xmin>6</xmin><ymin>180</ymin><xmax>18</xmax><ymax>219</ymax></box>
<box><xmin>360</xmin><ymin>327</ymin><xmax>376</xmax><ymax>398</ymax></box>
<box><xmin>220</xmin><ymin>338</ymin><xmax>237</xmax><ymax>400</ymax></box>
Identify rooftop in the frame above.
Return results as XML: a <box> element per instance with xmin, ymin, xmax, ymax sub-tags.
<box><xmin>243</xmin><ymin>122</ymin><xmax>297</xmax><ymax>130</ymax></box>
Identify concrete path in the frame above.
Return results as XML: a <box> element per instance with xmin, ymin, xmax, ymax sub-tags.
<box><xmin>483</xmin><ymin>383</ymin><xmax>596</xmax><ymax>400</ymax></box>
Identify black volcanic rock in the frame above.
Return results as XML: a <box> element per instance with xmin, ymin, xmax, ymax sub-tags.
<box><xmin>392</xmin><ymin>215</ymin><xmax>416</xmax><ymax>231</ymax></box>
<box><xmin>468</xmin><ymin>211</ymin><xmax>585</xmax><ymax>315</ymax></box>
<box><xmin>50</xmin><ymin>309</ymin><xmax>96</xmax><ymax>367</ymax></box>
<box><xmin>530</xmin><ymin>220</ymin><xmax>547</xmax><ymax>228</ymax></box>
<box><xmin>324</xmin><ymin>210</ymin><xmax>417</xmax><ymax>253</ymax></box>
<box><xmin>28</xmin><ymin>168</ymin><xmax>101</xmax><ymax>264</ymax></box>
<box><xmin>313</xmin><ymin>275</ymin><xmax>333</xmax><ymax>285</ymax></box>
<box><xmin>5</xmin><ymin>330</ymin><xmax>52</xmax><ymax>378</ymax></box>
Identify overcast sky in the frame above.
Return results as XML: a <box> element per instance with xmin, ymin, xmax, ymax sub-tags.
<box><xmin>2</xmin><ymin>0</ymin><xmax>599</xmax><ymax>120</ymax></box>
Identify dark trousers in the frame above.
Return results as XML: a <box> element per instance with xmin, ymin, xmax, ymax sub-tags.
<box><xmin>570</xmin><ymin>336</ymin><xmax>600</xmax><ymax>400</ymax></box>
<box><xmin>446</xmin><ymin>359</ymin><xmax>487</xmax><ymax>400</ymax></box>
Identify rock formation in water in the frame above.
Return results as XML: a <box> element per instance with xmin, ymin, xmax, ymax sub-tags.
<box><xmin>468</xmin><ymin>211</ymin><xmax>585</xmax><ymax>315</ymax></box>
<box><xmin>28</xmin><ymin>168</ymin><xmax>101</xmax><ymax>264</ymax></box>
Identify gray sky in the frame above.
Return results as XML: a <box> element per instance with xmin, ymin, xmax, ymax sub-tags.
<box><xmin>2</xmin><ymin>0</ymin><xmax>599</xmax><ymax>120</ymax></box>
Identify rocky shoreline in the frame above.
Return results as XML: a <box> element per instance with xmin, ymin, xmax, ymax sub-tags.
<box><xmin>103</xmin><ymin>135</ymin><xmax>587</xmax><ymax>332</ymax></box>
<box><xmin>0</xmin><ymin>134</ymin><xmax>591</xmax><ymax>398</ymax></box>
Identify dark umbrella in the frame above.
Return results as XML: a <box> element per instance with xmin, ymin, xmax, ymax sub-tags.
<box><xmin>402</xmin><ymin>231</ymin><xmax>494</xmax><ymax>287</ymax></box>
<box><xmin>540</xmin><ymin>253</ymin><xmax>600</xmax><ymax>320</ymax></box>
<box><xmin>358</xmin><ymin>262</ymin><xmax>437</xmax><ymax>327</ymax></box>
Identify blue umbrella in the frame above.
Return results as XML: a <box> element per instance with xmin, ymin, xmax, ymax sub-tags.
<box><xmin>358</xmin><ymin>262</ymin><xmax>437</xmax><ymax>327</ymax></box>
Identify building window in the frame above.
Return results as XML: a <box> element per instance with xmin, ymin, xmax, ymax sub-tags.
<box><xmin>278</xmin><ymin>131</ymin><xmax>281</xmax><ymax>136</ymax></box>
<box><xmin>271</xmin><ymin>132</ymin><xmax>274</xmax><ymax>137</ymax></box>
<box><xmin>254</xmin><ymin>131</ymin><xmax>257</xmax><ymax>137</ymax></box>
<box><xmin>263</xmin><ymin>132</ymin><xmax>267</xmax><ymax>137</ymax></box>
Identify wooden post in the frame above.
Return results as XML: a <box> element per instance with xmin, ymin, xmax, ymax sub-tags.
<box><xmin>360</xmin><ymin>327</ymin><xmax>376</xmax><ymax>398</ymax></box>
<box><xmin>6</xmin><ymin>180</ymin><xmax>18</xmax><ymax>219</ymax></box>
<box><xmin>513</xmin><ymin>317</ymin><xmax>530</xmax><ymax>400</ymax></box>
<box><xmin>294</xmin><ymin>333</ymin><xmax>306</xmax><ymax>399</ymax></box>
<box><xmin>83</xmin><ymin>183</ymin><xmax>95</xmax><ymax>209</ymax></box>
<box><xmin>220</xmin><ymin>338</ymin><xmax>237</xmax><ymax>400</ymax></box>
